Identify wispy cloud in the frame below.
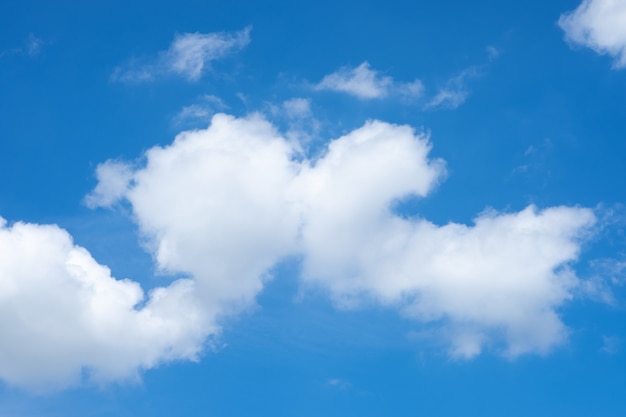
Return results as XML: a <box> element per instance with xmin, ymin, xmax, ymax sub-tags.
<box><xmin>315</xmin><ymin>62</ymin><xmax>423</xmax><ymax>100</ymax></box>
<box><xmin>173</xmin><ymin>94</ymin><xmax>229</xmax><ymax>126</ymax></box>
<box><xmin>424</xmin><ymin>66</ymin><xmax>481</xmax><ymax>110</ymax></box>
<box><xmin>559</xmin><ymin>0</ymin><xmax>626</xmax><ymax>68</ymax></box>
<box><xmin>282</xmin><ymin>97</ymin><xmax>313</xmax><ymax>119</ymax></box>
<box><xmin>0</xmin><ymin>33</ymin><xmax>46</xmax><ymax>59</ymax></box>
<box><xmin>112</xmin><ymin>28</ymin><xmax>251</xmax><ymax>83</ymax></box>
<box><xmin>326</xmin><ymin>378</ymin><xmax>352</xmax><ymax>390</ymax></box>
<box><xmin>601</xmin><ymin>335</ymin><xmax>621</xmax><ymax>354</ymax></box>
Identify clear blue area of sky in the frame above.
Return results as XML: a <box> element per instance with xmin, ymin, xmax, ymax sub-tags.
<box><xmin>0</xmin><ymin>0</ymin><xmax>625</xmax><ymax>416</ymax></box>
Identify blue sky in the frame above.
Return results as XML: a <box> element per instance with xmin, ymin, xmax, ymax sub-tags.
<box><xmin>1</xmin><ymin>0</ymin><xmax>625</xmax><ymax>415</ymax></box>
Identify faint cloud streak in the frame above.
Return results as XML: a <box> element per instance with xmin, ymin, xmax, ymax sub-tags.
<box><xmin>112</xmin><ymin>28</ymin><xmax>251</xmax><ymax>83</ymax></box>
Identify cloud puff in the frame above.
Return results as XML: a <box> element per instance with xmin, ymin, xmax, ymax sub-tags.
<box><xmin>315</xmin><ymin>62</ymin><xmax>423</xmax><ymax>100</ymax></box>
<box><xmin>0</xmin><ymin>217</ymin><xmax>210</xmax><ymax>391</ymax></box>
<box><xmin>112</xmin><ymin>28</ymin><xmax>251</xmax><ymax>82</ymax></box>
<box><xmin>87</xmin><ymin>113</ymin><xmax>595</xmax><ymax>361</ymax></box>
<box><xmin>282</xmin><ymin>98</ymin><xmax>313</xmax><ymax>119</ymax></box>
<box><xmin>559</xmin><ymin>0</ymin><xmax>626</xmax><ymax>68</ymax></box>
<box><xmin>84</xmin><ymin>160</ymin><xmax>134</xmax><ymax>208</ymax></box>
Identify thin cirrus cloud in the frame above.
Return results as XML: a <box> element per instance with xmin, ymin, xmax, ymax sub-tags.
<box><xmin>559</xmin><ymin>0</ymin><xmax>626</xmax><ymax>68</ymax></box>
<box><xmin>424</xmin><ymin>65</ymin><xmax>484</xmax><ymax>110</ymax></box>
<box><xmin>111</xmin><ymin>28</ymin><xmax>251</xmax><ymax>82</ymax></box>
<box><xmin>314</xmin><ymin>62</ymin><xmax>424</xmax><ymax>99</ymax></box>
<box><xmin>1</xmin><ymin>113</ymin><xmax>597</xmax><ymax>391</ymax></box>
<box><xmin>0</xmin><ymin>33</ymin><xmax>45</xmax><ymax>59</ymax></box>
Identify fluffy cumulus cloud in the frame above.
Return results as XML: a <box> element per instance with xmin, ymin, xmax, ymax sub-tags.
<box><xmin>84</xmin><ymin>113</ymin><xmax>595</xmax><ymax>362</ymax></box>
<box><xmin>559</xmin><ymin>0</ymin><xmax>626</xmax><ymax>68</ymax></box>
<box><xmin>315</xmin><ymin>62</ymin><xmax>423</xmax><ymax>99</ymax></box>
<box><xmin>0</xmin><ymin>218</ymin><xmax>210</xmax><ymax>391</ymax></box>
<box><xmin>112</xmin><ymin>28</ymin><xmax>251</xmax><ymax>82</ymax></box>
<box><xmin>0</xmin><ymin>113</ymin><xmax>597</xmax><ymax>390</ymax></box>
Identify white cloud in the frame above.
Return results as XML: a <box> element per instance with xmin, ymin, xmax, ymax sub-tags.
<box><xmin>121</xmin><ymin>114</ymin><xmax>301</xmax><ymax>317</ymax></box>
<box><xmin>425</xmin><ymin>89</ymin><xmax>469</xmax><ymax>110</ymax></box>
<box><xmin>0</xmin><ymin>34</ymin><xmax>45</xmax><ymax>59</ymax></box>
<box><xmin>24</xmin><ymin>33</ymin><xmax>43</xmax><ymax>57</ymax></box>
<box><xmin>399</xmin><ymin>79</ymin><xmax>425</xmax><ymax>99</ymax></box>
<box><xmin>300</xmin><ymin>203</ymin><xmax>594</xmax><ymax>357</ymax></box>
<box><xmin>173</xmin><ymin>95</ymin><xmax>229</xmax><ymax>126</ymax></box>
<box><xmin>559</xmin><ymin>0</ymin><xmax>626</xmax><ymax>68</ymax></box>
<box><xmin>0</xmin><ymin>217</ymin><xmax>211</xmax><ymax>391</ymax></box>
<box><xmin>112</xmin><ymin>28</ymin><xmax>251</xmax><ymax>82</ymax></box>
<box><xmin>87</xmin><ymin>113</ymin><xmax>596</xmax><ymax>361</ymax></box>
<box><xmin>601</xmin><ymin>335</ymin><xmax>620</xmax><ymax>354</ymax></box>
<box><xmin>424</xmin><ymin>67</ymin><xmax>479</xmax><ymax>110</ymax></box>
<box><xmin>326</xmin><ymin>378</ymin><xmax>351</xmax><ymax>389</ymax></box>
<box><xmin>84</xmin><ymin>160</ymin><xmax>134</xmax><ymax>209</ymax></box>
<box><xmin>282</xmin><ymin>98</ymin><xmax>312</xmax><ymax>119</ymax></box>
<box><xmin>0</xmin><ymin>113</ymin><xmax>599</xmax><ymax>390</ymax></box>
<box><xmin>315</xmin><ymin>62</ymin><xmax>423</xmax><ymax>100</ymax></box>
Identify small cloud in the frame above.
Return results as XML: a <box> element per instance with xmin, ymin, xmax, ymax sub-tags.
<box><xmin>0</xmin><ymin>33</ymin><xmax>47</xmax><ymax>59</ymax></box>
<box><xmin>173</xmin><ymin>94</ymin><xmax>229</xmax><ymax>126</ymax></box>
<box><xmin>282</xmin><ymin>98</ymin><xmax>312</xmax><ymax>119</ymax></box>
<box><xmin>326</xmin><ymin>378</ymin><xmax>351</xmax><ymax>390</ymax></box>
<box><xmin>397</xmin><ymin>79</ymin><xmax>425</xmax><ymax>99</ymax></box>
<box><xmin>425</xmin><ymin>88</ymin><xmax>469</xmax><ymax>110</ymax></box>
<box><xmin>315</xmin><ymin>62</ymin><xmax>392</xmax><ymax>99</ymax></box>
<box><xmin>315</xmin><ymin>62</ymin><xmax>422</xmax><ymax>100</ymax></box>
<box><xmin>486</xmin><ymin>45</ymin><xmax>500</xmax><ymax>61</ymax></box>
<box><xmin>112</xmin><ymin>28</ymin><xmax>251</xmax><ymax>83</ymax></box>
<box><xmin>25</xmin><ymin>33</ymin><xmax>43</xmax><ymax>57</ymax></box>
<box><xmin>84</xmin><ymin>160</ymin><xmax>134</xmax><ymax>209</ymax></box>
<box><xmin>512</xmin><ymin>139</ymin><xmax>554</xmax><ymax>176</ymax></box>
<box><xmin>424</xmin><ymin>67</ymin><xmax>480</xmax><ymax>110</ymax></box>
<box><xmin>601</xmin><ymin>336</ymin><xmax>620</xmax><ymax>354</ymax></box>
<box><xmin>174</xmin><ymin>104</ymin><xmax>214</xmax><ymax>124</ymax></box>
<box><xmin>579</xmin><ymin>256</ymin><xmax>626</xmax><ymax>305</ymax></box>
<box><xmin>559</xmin><ymin>0</ymin><xmax>626</xmax><ymax>68</ymax></box>
<box><xmin>272</xmin><ymin>98</ymin><xmax>320</xmax><ymax>147</ymax></box>
<box><xmin>524</xmin><ymin>145</ymin><xmax>537</xmax><ymax>156</ymax></box>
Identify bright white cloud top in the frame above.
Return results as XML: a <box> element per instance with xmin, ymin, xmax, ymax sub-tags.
<box><xmin>0</xmin><ymin>218</ymin><xmax>210</xmax><ymax>391</ymax></box>
<box><xmin>315</xmin><ymin>62</ymin><xmax>423</xmax><ymax>99</ymax></box>
<box><xmin>559</xmin><ymin>0</ymin><xmax>626</xmax><ymax>68</ymax></box>
<box><xmin>112</xmin><ymin>28</ymin><xmax>251</xmax><ymax>82</ymax></box>
<box><xmin>0</xmin><ymin>113</ymin><xmax>580</xmax><ymax>388</ymax></box>
<box><xmin>0</xmin><ymin>113</ymin><xmax>598</xmax><ymax>391</ymax></box>
<box><xmin>2</xmin><ymin>0</ymin><xmax>625</xmax><ymax>414</ymax></box>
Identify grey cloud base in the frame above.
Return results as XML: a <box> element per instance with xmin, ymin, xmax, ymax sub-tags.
<box><xmin>0</xmin><ymin>114</ymin><xmax>596</xmax><ymax>390</ymax></box>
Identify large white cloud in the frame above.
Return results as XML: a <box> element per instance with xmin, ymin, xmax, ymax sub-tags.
<box><xmin>0</xmin><ymin>113</ymin><xmax>597</xmax><ymax>390</ymax></box>
<box><xmin>0</xmin><ymin>218</ymin><xmax>210</xmax><ymax>391</ymax></box>
<box><xmin>87</xmin><ymin>113</ymin><xmax>595</xmax><ymax>360</ymax></box>
<box><xmin>125</xmin><ymin>115</ymin><xmax>301</xmax><ymax>316</ymax></box>
<box><xmin>559</xmin><ymin>0</ymin><xmax>626</xmax><ymax>68</ymax></box>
